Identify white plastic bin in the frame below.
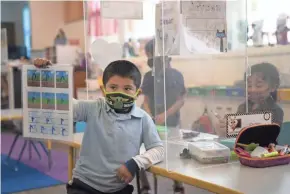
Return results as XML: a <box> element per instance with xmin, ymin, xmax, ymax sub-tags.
<box><xmin>188</xmin><ymin>141</ymin><xmax>230</xmax><ymax>164</ymax></box>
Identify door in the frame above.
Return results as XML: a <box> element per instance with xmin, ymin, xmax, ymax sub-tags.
<box><xmin>1</xmin><ymin>22</ymin><xmax>16</xmax><ymax>45</ymax></box>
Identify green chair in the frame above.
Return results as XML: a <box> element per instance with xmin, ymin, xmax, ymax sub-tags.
<box><xmin>277</xmin><ymin>122</ymin><xmax>290</xmax><ymax>145</ymax></box>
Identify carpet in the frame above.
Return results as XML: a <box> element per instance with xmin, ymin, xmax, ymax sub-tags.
<box><xmin>1</xmin><ymin>155</ymin><xmax>63</xmax><ymax>194</ymax></box>
<box><xmin>1</xmin><ymin>133</ymin><xmax>68</xmax><ymax>193</ymax></box>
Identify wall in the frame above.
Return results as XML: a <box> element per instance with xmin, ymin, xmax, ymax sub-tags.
<box><xmin>62</xmin><ymin>20</ymin><xmax>86</xmax><ymax>51</ymax></box>
<box><xmin>29</xmin><ymin>1</ymin><xmax>85</xmax><ymax>50</ymax></box>
<box><xmin>170</xmin><ymin>45</ymin><xmax>290</xmax><ymax>87</ymax></box>
<box><xmin>30</xmin><ymin>1</ymin><xmax>64</xmax><ymax>50</ymax></box>
<box><xmin>130</xmin><ymin>45</ymin><xmax>290</xmax><ymax>87</ymax></box>
<box><xmin>1</xmin><ymin>1</ymin><xmax>27</xmax><ymax>46</ymax></box>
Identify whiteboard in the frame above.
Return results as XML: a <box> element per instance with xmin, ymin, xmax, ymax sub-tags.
<box><xmin>22</xmin><ymin>65</ymin><xmax>74</xmax><ymax>141</ymax></box>
<box><xmin>101</xmin><ymin>1</ymin><xmax>143</xmax><ymax>19</ymax></box>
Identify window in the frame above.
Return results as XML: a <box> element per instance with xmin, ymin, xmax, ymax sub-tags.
<box><xmin>22</xmin><ymin>5</ymin><xmax>31</xmax><ymax>58</ymax></box>
<box><xmin>88</xmin><ymin>0</ymin><xmax>118</xmax><ymax>42</ymax></box>
<box><xmin>127</xmin><ymin>1</ymin><xmax>156</xmax><ymax>40</ymax></box>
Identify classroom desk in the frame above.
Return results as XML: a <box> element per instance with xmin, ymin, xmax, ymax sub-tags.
<box><xmin>66</xmin><ymin>133</ymin><xmax>290</xmax><ymax>194</ymax></box>
<box><xmin>0</xmin><ymin>109</ymin><xmax>23</xmax><ymax>121</ymax></box>
<box><xmin>3</xmin><ymin>109</ymin><xmax>289</xmax><ymax>194</ymax></box>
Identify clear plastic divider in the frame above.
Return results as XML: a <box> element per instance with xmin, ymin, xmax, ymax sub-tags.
<box><xmin>157</xmin><ymin>0</ymin><xmax>249</xmax><ymax>173</ymax></box>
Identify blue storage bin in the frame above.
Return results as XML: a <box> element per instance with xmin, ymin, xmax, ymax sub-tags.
<box><xmin>226</xmin><ymin>88</ymin><xmax>245</xmax><ymax>97</ymax></box>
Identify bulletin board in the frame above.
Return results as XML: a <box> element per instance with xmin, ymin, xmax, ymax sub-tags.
<box><xmin>22</xmin><ymin>65</ymin><xmax>74</xmax><ymax>141</ymax></box>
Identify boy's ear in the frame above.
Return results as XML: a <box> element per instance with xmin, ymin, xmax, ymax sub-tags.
<box><xmin>136</xmin><ymin>89</ymin><xmax>142</xmax><ymax>97</ymax></box>
<box><xmin>100</xmin><ymin>86</ymin><xmax>106</xmax><ymax>96</ymax></box>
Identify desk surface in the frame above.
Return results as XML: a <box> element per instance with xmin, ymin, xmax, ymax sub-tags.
<box><xmin>70</xmin><ymin>133</ymin><xmax>290</xmax><ymax>194</ymax></box>
<box><xmin>1</xmin><ymin>109</ymin><xmax>23</xmax><ymax>121</ymax></box>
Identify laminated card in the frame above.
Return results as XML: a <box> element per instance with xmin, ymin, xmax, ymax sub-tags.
<box><xmin>22</xmin><ymin>65</ymin><xmax>74</xmax><ymax>141</ymax></box>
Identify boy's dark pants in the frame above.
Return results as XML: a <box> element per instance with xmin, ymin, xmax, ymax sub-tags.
<box><xmin>67</xmin><ymin>178</ymin><xmax>134</xmax><ymax>194</ymax></box>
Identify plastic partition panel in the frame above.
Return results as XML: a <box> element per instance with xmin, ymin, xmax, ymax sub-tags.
<box><xmin>156</xmin><ymin>0</ymin><xmax>249</xmax><ymax>176</ymax></box>
<box><xmin>85</xmin><ymin>0</ymin><xmax>170</xmax><ymax>189</ymax></box>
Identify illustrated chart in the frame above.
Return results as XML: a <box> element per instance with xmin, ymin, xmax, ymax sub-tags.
<box><xmin>22</xmin><ymin>65</ymin><xmax>74</xmax><ymax>141</ymax></box>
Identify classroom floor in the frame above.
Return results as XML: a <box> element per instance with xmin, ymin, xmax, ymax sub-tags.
<box><xmin>14</xmin><ymin>174</ymin><xmax>213</xmax><ymax>194</ymax></box>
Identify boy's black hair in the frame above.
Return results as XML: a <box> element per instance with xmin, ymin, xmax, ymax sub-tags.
<box><xmin>246</xmin><ymin>62</ymin><xmax>280</xmax><ymax>101</ymax></box>
<box><xmin>102</xmin><ymin>60</ymin><xmax>141</xmax><ymax>88</ymax></box>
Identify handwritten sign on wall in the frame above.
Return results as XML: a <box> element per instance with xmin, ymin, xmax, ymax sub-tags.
<box><xmin>181</xmin><ymin>1</ymin><xmax>227</xmax><ymax>52</ymax></box>
<box><xmin>155</xmin><ymin>1</ymin><xmax>180</xmax><ymax>55</ymax></box>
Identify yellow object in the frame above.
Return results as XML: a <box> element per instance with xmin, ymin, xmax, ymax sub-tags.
<box><xmin>98</xmin><ymin>77</ymin><xmax>103</xmax><ymax>87</ymax></box>
<box><xmin>47</xmin><ymin>140</ymin><xmax>52</xmax><ymax>150</ymax></box>
<box><xmin>262</xmin><ymin>151</ymin><xmax>279</xmax><ymax>158</ymax></box>
<box><xmin>68</xmin><ymin>147</ymin><xmax>74</xmax><ymax>179</ymax></box>
<box><xmin>278</xmin><ymin>89</ymin><xmax>290</xmax><ymax>101</ymax></box>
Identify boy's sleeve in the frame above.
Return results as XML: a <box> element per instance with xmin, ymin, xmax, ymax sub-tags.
<box><xmin>125</xmin><ymin>114</ymin><xmax>164</xmax><ymax>176</ymax></box>
<box><xmin>141</xmin><ymin>114</ymin><xmax>163</xmax><ymax>150</ymax></box>
<box><xmin>73</xmin><ymin>99</ymin><xmax>98</xmax><ymax>122</ymax></box>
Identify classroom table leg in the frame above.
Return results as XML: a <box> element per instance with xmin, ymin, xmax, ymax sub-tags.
<box><xmin>68</xmin><ymin>146</ymin><xmax>74</xmax><ymax>180</ymax></box>
<box><xmin>68</xmin><ymin>146</ymin><xmax>78</xmax><ymax>180</ymax></box>
<box><xmin>154</xmin><ymin>174</ymin><xmax>158</xmax><ymax>194</ymax></box>
<box><xmin>28</xmin><ymin>141</ymin><xmax>32</xmax><ymax>160</ymax></box>
<box><xmin>47</xmin><ymin>140</ymin><xmax>52</xmax><ymax>170</ymax></box>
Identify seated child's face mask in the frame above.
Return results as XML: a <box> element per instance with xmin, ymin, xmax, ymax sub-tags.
<box><xmin>102</xmin><ymin>89</ymin><xmax>140</xmax><ymax>112</ymax></box>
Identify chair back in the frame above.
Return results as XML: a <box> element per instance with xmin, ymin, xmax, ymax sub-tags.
<box><xmin>277</xmin><ymin>122</ymin><xmax>290</xmax><ymax>145</ymax></box>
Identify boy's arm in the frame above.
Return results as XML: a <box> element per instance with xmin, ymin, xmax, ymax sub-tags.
<box><xmin>166</xmin><ymin>93</ymin><xmax>186</xmax><ymax>117</ymax></box>
<box><xmin>73</xmin><ymin>99</ymin><xmax>99</xmax><ymax>122</ymax></box>
<box><xmin>125</xmin><ymin>114</ymin><xmax>164</xmax><ymax>176</ymax></box>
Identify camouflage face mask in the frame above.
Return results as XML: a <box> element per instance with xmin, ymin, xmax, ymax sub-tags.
<box><xmin>104</xmin><ymin>91</ymin><xmax>138</xmax><ymax>112</ymax></box>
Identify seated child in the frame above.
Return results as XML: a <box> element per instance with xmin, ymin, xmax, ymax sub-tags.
<box><xmin>215</xmin><ymin>62</ymin><xmax>284</xmax><ymax>137</ymax></box>
<box><xmin>34</xmin><ymin>58</ymin><xmax>164</xmax><ymax>194</ymax></box>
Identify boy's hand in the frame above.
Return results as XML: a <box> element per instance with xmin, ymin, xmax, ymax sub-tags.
<box><xmin>155</xmin><ymin>113</ymin><xmax>166</xmax><ymax>125</ymax></box>
<box><xmin>34</xmin><ymin>58</ymin><xmax>52</xmax><ymax>68</ymax></box>
<box><xmin>117</xmin><ymin>165</ymin><xmax>133</xmax><ymax>183</ymax></box>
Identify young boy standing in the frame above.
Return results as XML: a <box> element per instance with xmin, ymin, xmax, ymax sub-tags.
<box><xmin>34</xmin><ymin>58</ymin><xmax>164</xmax><ymax>194</ymax></box>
